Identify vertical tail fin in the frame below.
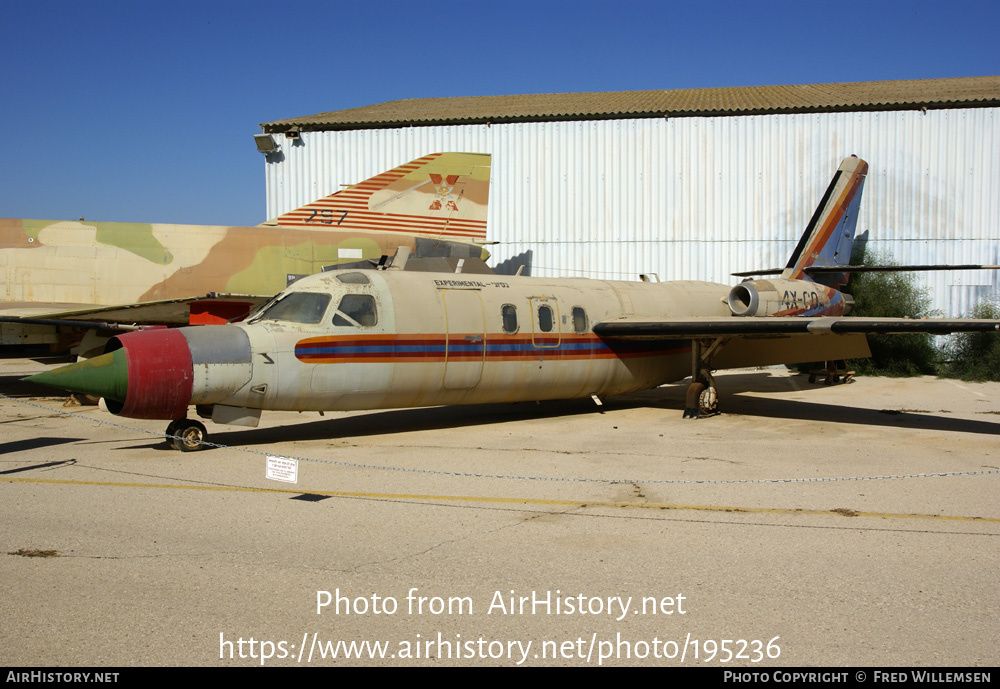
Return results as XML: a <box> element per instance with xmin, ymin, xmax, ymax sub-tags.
<box><xmin>781</xmin><ymin>156</ymin><xmax>868</xmax><ymax>288</ymax></box>
<box><xmin>264</xmin><ymin>152</ymin><xmax>491</xmax><ymax>241</ymax></box>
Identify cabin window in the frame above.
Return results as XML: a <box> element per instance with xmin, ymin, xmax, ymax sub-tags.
<box><xmin>336</xmin><ymin>272</ymin><xmax>370</xmax><ymax>285</ymax></box>
<box><xmin>572</xmin><ymin>307</ymin><xmax>588</xmax><ymax>334</ymax></box>
<box><xmin>502</xmin><ymin>304</ymin><xmax>518</xmax><ymax>333</ymax></box>
<box><xmin>333</xmin><ymin>294</ymin><xmax>378</xmax><ymax>327</ymax></box>
<box><xmin>256</xmin><ymin>292</ymin><xmax>331</xmax><ymax>324</ymax></box>
<box><xmin>538</xmin><ymin>305</ymin><xmax>554</xmax><ymax>332</ymax></box>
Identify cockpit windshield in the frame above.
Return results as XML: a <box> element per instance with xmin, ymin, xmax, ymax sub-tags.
<box><xmin>251</xmin><ymin>292</ymin><xmax>331</xmax><ymax>324</ymax></box>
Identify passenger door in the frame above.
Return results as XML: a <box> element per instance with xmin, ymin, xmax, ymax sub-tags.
<box><xmin>441</xmin><ymin>289</ymin><xmax>485</xmax><ymax>389</ymax></box>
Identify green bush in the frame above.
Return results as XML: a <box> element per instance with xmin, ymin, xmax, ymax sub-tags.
<box><xmin>844</xmin><ymin>250</ymin><xmax>940</xmax><ymax>376</ymax></box>
<box><xmin>943</xmin><ymin>299</ymin><xmax>1000</xmax><ymax>381</ymax></box>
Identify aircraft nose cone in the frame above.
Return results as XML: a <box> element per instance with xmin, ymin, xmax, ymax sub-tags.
<box><xmin>26</xmin><ymin>328</ymin><xmax>195</xmax><ymax>420</ymax></box>
<box><xmin>26</xmin><ymin>349</ymin><xmax>129</xmax><ymax>402</ymax></box>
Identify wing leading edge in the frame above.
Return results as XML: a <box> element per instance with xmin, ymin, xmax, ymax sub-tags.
<box><xmin>593</xmin><ymin>316</ymin><xmax>1000</xmax><ymax>340</ymax></box>
<box><xmin>0</xmin><ymin>293</ymin><xmax>271</xmax><ymax>331</ymax></box>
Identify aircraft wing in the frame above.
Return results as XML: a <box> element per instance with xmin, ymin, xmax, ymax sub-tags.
<box><xmin>593</xmin><ymin>316</ymin><xmax>1000</xmax><ymax>339</ymax></box>
<box><xmin>0</xmin><ymin>293</ymin><xmax>271</xmax><ymax>330</ymax></box>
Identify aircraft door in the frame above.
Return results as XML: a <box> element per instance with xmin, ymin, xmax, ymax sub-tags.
<box><xmin>441</xmin><ymin>289</ymin><xmax>485</xmax><ymax>390</ymax></box>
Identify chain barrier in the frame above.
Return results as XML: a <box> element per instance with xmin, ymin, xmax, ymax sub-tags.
<box><xmin>3</xmin><ymin>392</ymin><xmax>998</xmax><ymax>485</ymax></box>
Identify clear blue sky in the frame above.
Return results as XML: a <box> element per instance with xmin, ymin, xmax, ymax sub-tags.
<box><xmin>2</xmin><ymin>0</ymin><xmax>997</xmax><ymax>227</ymax></box>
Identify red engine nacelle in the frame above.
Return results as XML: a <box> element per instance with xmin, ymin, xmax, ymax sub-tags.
<box><xmin>102</xmin><ymin>329</ymin><xmax>194</xmax><ymax>419</ymax></box>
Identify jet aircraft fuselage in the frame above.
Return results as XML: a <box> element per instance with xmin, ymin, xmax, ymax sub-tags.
<box><xmin>33</xmin><ymin>268</ymin><xmax>872</xmax><ymax>429</ymax></box>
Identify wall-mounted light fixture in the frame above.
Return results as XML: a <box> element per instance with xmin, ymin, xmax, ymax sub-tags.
<box><xmin>253</xmin><ymin>134</ymin><xmax>279</xmax><ymax>154</ymax></box>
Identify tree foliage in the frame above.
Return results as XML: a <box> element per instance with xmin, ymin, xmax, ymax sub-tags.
<box><xmin>943</xmin><ymin>299</ymin><xmax>1000</xmax><ymax>381</ymax></box>
<box><xmin>844</xmin><ymin>250</ymin><xmax>940</xmax><ymax>376</ymax></box>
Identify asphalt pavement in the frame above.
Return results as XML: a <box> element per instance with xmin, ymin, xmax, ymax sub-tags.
<box><xmin>2</xmin><ymin>353</ymin><xmax>997</xmax><ymax>667</ymax></box>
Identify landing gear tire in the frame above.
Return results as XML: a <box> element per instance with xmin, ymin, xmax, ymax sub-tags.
<box><xmin>165</xmin><ymin>419</ymin><xmax>181</xmax><ymax>442</ymax></box>
<box><xmin>684</xmin><ymin>382</ymin><xmax>718</xmax><ymax>418</ymax></box>
<box><xmin>698</xmin><ymin>384</ymin><xmax>718</xmax><ymax>415</ymax></box>
<box><xmin>167</xmin><ymin>419</ymin><xmax>207</xmax><ymax>452</ymax></box>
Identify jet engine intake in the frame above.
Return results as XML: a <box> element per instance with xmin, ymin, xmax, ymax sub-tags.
<box><xmin>727</xmin><ymin>278</ymin><xmax>847</xmax><ymax>318</ymax></box>
<box><xmin>28</xmin><ymin>326</ymin><xmax>253</xmax><ymax>421</ymax></box>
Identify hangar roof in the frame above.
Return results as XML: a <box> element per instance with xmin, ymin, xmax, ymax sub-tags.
<box><xmin>261</xmin><ymin>76</ymin><xmax>1000</xmax><ymax>133</ymax></box>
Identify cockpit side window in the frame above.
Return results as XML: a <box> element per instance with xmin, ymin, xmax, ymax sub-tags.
<box><xmin>332</xmin><ymin>294</ymin><xmax>378</xmax><ymax>327</ymax></box>
<box><xmin>255</xmin><ymin>292</ymin><xmax>331</xmax><ymax>324</ymax></box>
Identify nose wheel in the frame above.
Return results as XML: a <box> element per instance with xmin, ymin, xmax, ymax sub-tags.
<box><xmin>165</xmin><ymin>419</ymin><xmax>208</xmax><ymax>452</ymax></box>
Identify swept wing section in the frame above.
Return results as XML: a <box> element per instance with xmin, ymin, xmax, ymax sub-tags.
<box><xmin>593</xmin><ymin>316</ymin><xmax>1000</xmax><ymax>339</ymax></box>
<box><xmin>0</xmin><ymin>294</ymin><xmax>269</xmax><ymax>332</ymax></box>
<box><xmin>592</xmin><ymin>314</ymin><xmax>999</xmax><ymax>389</ymax></box>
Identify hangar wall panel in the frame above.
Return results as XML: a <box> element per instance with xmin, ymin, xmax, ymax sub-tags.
<box><xmin>264</xmin><ymin>108</ymin><xmax>999</xmax><ymax>317</ymax></box>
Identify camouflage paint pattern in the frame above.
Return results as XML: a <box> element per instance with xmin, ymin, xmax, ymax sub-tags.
<box><xmin>272</xmin><ymin>152</ymin><xmax>490</xmax><ymax>239</ymax></box>
<box><xmin>0</xmin><ymin>153</ymin><xmax>490</xmax><ymax>344</ymax></box>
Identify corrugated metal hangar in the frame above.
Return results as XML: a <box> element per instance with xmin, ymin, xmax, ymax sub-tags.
<box><xmin>259</xmin><ymin>76</ymin><xmax>1000</xmax><ymax>317</ymax></box>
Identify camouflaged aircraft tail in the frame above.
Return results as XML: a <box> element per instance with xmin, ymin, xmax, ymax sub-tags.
<box><xmin>265</xmin><ymin>153</ymin><xmax>490</xmax><ymax>242</ymax></box>
<box><xmin>781</xmin><ymin>156</ymin><xmax>868</xmax><ymax>289</ymax></box>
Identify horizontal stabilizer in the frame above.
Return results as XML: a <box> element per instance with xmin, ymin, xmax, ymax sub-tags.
<box><xmin>733</xmin><ymin>264</ymin><xmax>1000</xmax><ymax>277</ymax></box>
<box><xmin>804</xmin><ymin>263</ymin><xmax>1000</xmax><ymax>274</ymax></box>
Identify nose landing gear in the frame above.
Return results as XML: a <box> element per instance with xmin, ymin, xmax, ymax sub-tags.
<box><xmin>165</xmin><ymin>419</ymin><xmax>208</xmax><ymax>452</ymax></box>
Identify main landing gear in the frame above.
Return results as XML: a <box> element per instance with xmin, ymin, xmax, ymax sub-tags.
<box><xmin>808</xmin><ymin>360</ymin><xmax>855</xmax><ymax>386</ymax></box>
<box><xmin>683</xmin><ymin>338</ymin><xmax>723</xmax><ymax>419</ymax></box>
<box><xmin>684</xmin><ymin>378</ymin><xmax>718</xmax><ymax>418</ymax></box>
<box><xmin>165</xmin><ymin>419</ymin><xmax>207</xmax><ymax>452</ymax></box>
